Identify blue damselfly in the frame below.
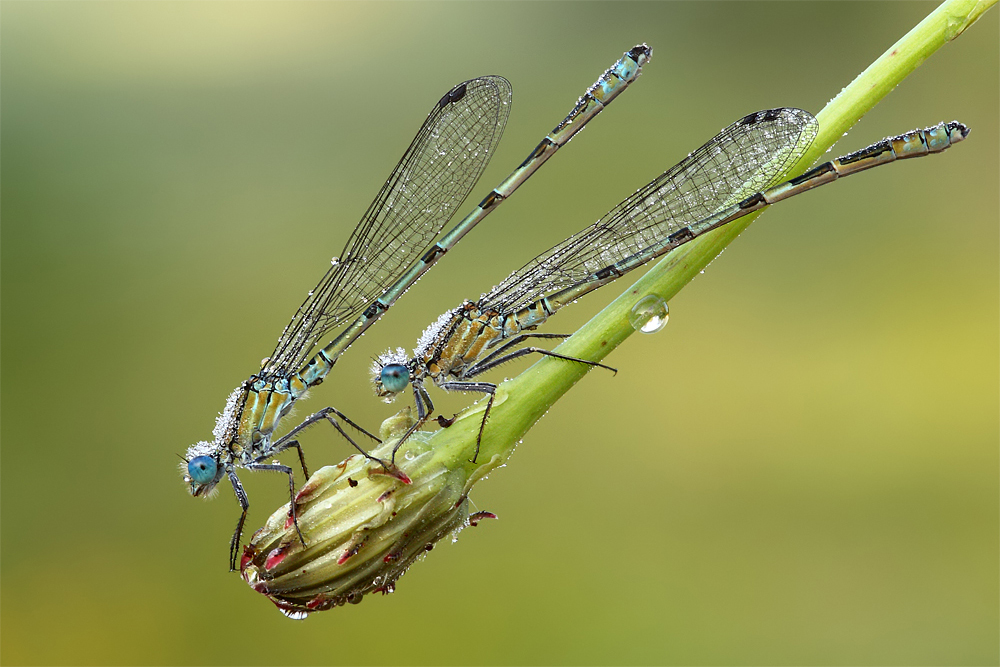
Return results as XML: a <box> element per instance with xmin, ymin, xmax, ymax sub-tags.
<box><xmin>373</xmin><ymin>109</ymin><xmax>969</xmax><ymax>461</ymax></box>
<box><xmin>180</xmin><ymin>46</ymin><xmax>652</xmax><ymax>569</ymax></box>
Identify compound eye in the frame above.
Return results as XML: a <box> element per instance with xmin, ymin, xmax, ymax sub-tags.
<box><xmin>188</xmin><ymin>455</ymin><xmax>218</xmax><ymax>485</ymax></box>
<box><xmin>380</xmin><ymin>364</ymin><xmax>410</xmax><ymax>394</ymax></box>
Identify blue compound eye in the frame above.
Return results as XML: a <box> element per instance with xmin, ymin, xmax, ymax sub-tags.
<box><xmin>188</xmin><ymin>455</ymin><xmax>218</xmax><ymax>485</ymax></box>
<box><xmin>380</xmin><ymin>364</ymin><xmax>410</xmax><ymax>394</ymax></box>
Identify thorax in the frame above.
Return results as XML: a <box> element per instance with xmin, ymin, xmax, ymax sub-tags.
<box><xmin>229</xmin><ymin>374</ymin><xmax>303</xmax><ymax>462</ymax></box>
<box><xmin>418</xmin><ymin>302</ymin><xmax>504</xmax><ymax>385</ymax></box>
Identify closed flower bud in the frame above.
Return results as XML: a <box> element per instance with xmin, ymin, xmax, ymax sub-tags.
<box><xmin>241</xmin><ymin>407</ymin><xmax>500</xmax><ymax>618</ymax></box>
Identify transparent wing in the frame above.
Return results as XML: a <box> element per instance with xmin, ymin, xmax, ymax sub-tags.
<box><xmin>482</xmin><ymin>108</ymin><xmax>818</xmax><ymax>314</ymax></box>
<box><xmin>265</xmin><ymin>76</ymin><xmax>512</xmax><ymax>375</ymax></box>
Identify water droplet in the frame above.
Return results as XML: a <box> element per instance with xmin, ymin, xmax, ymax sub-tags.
<box><xmin>628</xmin><ymin>295</ymin><xmax>669</xmax><ymax>333</ymax></box>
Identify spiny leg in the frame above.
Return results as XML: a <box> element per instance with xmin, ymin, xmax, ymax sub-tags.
<box><xmin>442</xmin><ymin>334</ymin><xmax>569</xmax><ymax>426</ymax></box>
<box><xmin>438</xmin><ymin>381</ymin><xmax>496</xmax><ymax>463</ymax></box>
<box><xmin>227</xmin><ymin>470</ymin><xmax>250</xmax><ymax>572</ymax></box>
<box><xmin>248</xmin><ymin>462</ymin><xmax>306</xmax><ymax>546</ymax></box>
<box><xmin>390</xmin><ymin>381</ymin><xmax>433</xmax><ymax>465</ymax></box>
<box><xmin>320</xmin><ymin>406</ymin><xmax>382</xmax><ymax>443</ymax></box>
<box><xmin>272</xmin><ymin>406</ymin><xmax>383</xmax><ymax>469</ymax></box>
<box><xmin>475</xmin><ymin>332</ymin><xmax>572</xmax><ymax>369</ymax></box>
<box><xmin>292</xmin><ymin>441</ymin><xmax>308</xmax><ymax>480</ymax></box>
<box><xmin>268</xmin><ymin>438</ymin><xmax>310</xmax><ymax>480</ymax></box>
<box><xmin>321</xmin><ymin>414</ymin><xmax>386</xmax><ymax>466</ymax></box>
<box><xmin>276</xmin><ymin>406</ymin><xmax>381</xmax><ymax>445</ymax></box>
<box><xmin>465</xmin><ymin>346</ymin><xmax>617</xmax><ymax>378</ymax></box>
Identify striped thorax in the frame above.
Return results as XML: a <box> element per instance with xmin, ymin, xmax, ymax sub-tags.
<box><xmin>421</xmin><ymin>303</ymin><xmax>504</xmax><ymax>384</ymax></box>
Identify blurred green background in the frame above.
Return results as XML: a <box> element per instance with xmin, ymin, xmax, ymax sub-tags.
<box><xmin>2</xmin><ymin>1</ymin><xmax>996</xmax><ymax>664</ymax></box>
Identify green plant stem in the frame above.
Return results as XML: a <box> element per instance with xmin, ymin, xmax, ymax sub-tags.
<box><xmin>421</xmin><ymin>0</ymin><xmax>995</xmax><ymax>478</ymax></box>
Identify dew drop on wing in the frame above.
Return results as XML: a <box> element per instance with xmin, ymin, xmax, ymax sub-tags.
<box><xmin>628</xmin><ymin>295</ymin><xmax>669</xmax><ymax>334</ymax></box>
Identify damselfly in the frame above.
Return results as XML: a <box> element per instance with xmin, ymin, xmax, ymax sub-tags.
<box><xmin>373</xmin><ymin>109</ymin><xmax>969</xmax><ymax>461</ymax></box>
<box><xmin>180</xmin><ymin>45</ymin><xmax>652</xmax><ymax>570</ymax></box>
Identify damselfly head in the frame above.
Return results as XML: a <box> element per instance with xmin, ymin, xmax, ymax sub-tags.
<box><xmin>378</xmin><ymin>365</ymin><xmax>410</xmax><ymax>395</ymax></box>
<box><xmin>371</xmin><ymin>348</ymin><xmax>410</xmax><ymax>400</ymax></box>
<box><xmin>180</xmin><ymin>442</ymin><xmax>224</xmax><ymax>497</ymax></box>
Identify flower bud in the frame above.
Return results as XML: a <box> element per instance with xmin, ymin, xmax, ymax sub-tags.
<box><xmin>241</xmin><ymin>407</ymin><xmax>501</xmax><ymax>618</ymax></box>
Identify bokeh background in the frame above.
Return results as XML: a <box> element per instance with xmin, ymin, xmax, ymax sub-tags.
<box><xmin>2</xmin><ymin>2</ymin><xmax>997</xmax><ymax>664</ymax></box>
